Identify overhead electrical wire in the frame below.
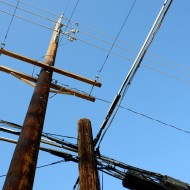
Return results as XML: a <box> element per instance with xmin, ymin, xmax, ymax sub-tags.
<box><xmin>92</xmin><ymin>0</ymin><xmax>137</xmax><ymax>144</ymax></box>
<box><xmin>1</xmin><ymin>6</ymin><xmax>189</xmax><ymax>80</ymax></box>
<box><xmin>78</xmin><ymin>30</ymin><xmax>190</xmax><ymax>78</ymax></box>
<box><xmin>1</xmin><ymin>83</ymin><xmax>190</xmax><ymax>136</ymax></box>
<box><xmin>59</xmin><ymin>0</ymin><xmax>80</xmax><ymax>45</ymax></box>
<box><xmin>0</xmin><ymin>0</ymin><xmax>57</xmax><ymax>24</ymax></box>
<box><xmin>62</xmin><ymin>28</ymin><xmax>190</xmax><ymax>79</ymax></box>
<box><xmin>96</xmin><ymin>0</ymin><xmax>137</xmax><ymax>77</ymax></box>
<box><xmin>93</xmin><ymin>0</ymin><xmax>174</xmax><ymax>147</ymax></box>
<box><xmin>0</xmin><ymin>159</ymin><xmax>66</xmax><ymax>178</ymax></box>
<box><xmin>58</xmin><ymin>8</ymin><xmax>190</xmax><ymax>73</ymax></box>
<box><xmin>14</xmin><ymin>0</ymin><xmax>60</xmax><ymax>18</ymax></box>
<box><xmin>1</xmin><ymin>1</ymin><xmax>189</xmax><ymax>187</ymax></box>
<box><xmin>5</xmin><ymin>0</ymin><xmax>190</xmax><ymax>74</ymax></box>
<box><xmin>0</xmin><ymin>120</ymin><xmax>77</xmax><ymax>141</ymax></box>
<box><xmin>97</xmin><ymin>84</ymin><xmax>130</xmax><ymax>147</ymax></box>
<box><xmin>1</xmin><ymin>0</ymin><xmax>20</xmax><ymax>48</ymax></box>
<box><xmin>0</xmin><ymin>9</ymin><xmax>54</xmax><ymax>31</ymax></box>
<box><xmin>1</xmin><ymin>1</ymin><xmax>189</xmax><ymax>102</ymax></box>
<box><xmin>142</xmin><ymin>64</ymin><xmax>190</xmax><ymax>85</ymax></box>
<box><xmin>89</xmin><ymin>0</ymin><xmax>137</xmax><ymax>95</ymax></box>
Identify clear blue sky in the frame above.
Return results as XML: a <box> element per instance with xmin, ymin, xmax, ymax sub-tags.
<box><xmin>0</xmin><ymin>0</ymin><xmax>190</xmax><ymax>189</ymax></box>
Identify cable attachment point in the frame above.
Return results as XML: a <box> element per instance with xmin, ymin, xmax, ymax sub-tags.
<box><xmin>1</xmin><ymin>43</ymin><xmax>5</xmax><ymax>49</ymax></box>
<box><xmin>68</xmin><ymin>36</ymin><xmax>76</xmax><ymax>42</ymax></box>
<box><xmin>0</xmin><ymin>43</ymin><xmax>5</xmax><ymax>56</ymax></box>
<box><xmin>95</xmin><ymin>75</ymin><xmax>100</xmax><ymax>80</ymax></box>
<box><xmin>70</xmin><ymin>29</ymin><xmax>79</xmax><ymax>34</ymax></box>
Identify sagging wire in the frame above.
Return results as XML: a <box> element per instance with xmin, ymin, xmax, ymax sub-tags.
<box><xmin>1</xmin><ymin>88</ymin><xmax>190</xmax><ymax>137</ymax></box>
<box><xmin>89</xmin><ymin>0</ymin><xmax>137</xmax><ymax>96</ymax></box>
<box><xmin>0</xmin><ymin>0</ymin><xmax>20</xmax><ymax>50</ymax></box>
<box><xmin>94</xmin><ymin>0</ymin><xmax>174</xmax><ymax>147</ymax></box>
<box><xmin>95</xmin><ymin>96</ymin><xmax>190</xmax><ymax>135</ymax></box>
<box><xmin>15</xmin><ymin>0</ymin><xmax>59</xmax><ymax>18</ymax></box>
<box><xmin>0</xmin><ymin>159</ymin><xmax>66</xmax><ymax>178</ymax></box>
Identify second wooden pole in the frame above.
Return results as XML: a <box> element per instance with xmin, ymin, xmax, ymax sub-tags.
<box><xmin>78</xmin><ymin>118</ymin><xmax>100</xmax><ymax>190</ymax></box>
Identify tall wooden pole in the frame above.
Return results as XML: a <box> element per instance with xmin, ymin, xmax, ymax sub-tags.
<box><xmin>3</xmin><ymin>15</ymin><xmax>63</xmax><ymax>190</ymax></box>
<box><xmin>78</xmin><ymin>118</ymin><xmax>100</xmax><ymax>190</ymax></box>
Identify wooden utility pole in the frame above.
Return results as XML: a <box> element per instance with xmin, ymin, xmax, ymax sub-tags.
<box><xmin>3</xmin><ymin>15</ymin><xmax>63</xmax><ymax>190</ymax></box>
<box><xmin>78</xmin><ymin>118</ymin><xmax>100</xmax><ymax>190</ymax></box>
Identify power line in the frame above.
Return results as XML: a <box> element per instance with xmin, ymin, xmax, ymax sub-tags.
<box><xmin>15</xmin><ymin>0</ymin><xmax>60</xmax><ymax>18</ymax></box>
<box><xmin>1</xmin><ymin>0</ymin><xmax>20</xmax><ymax>48</ymax></box>
<box><xmin>1</xmin><ymin>7</ymin><xmax>189</xmax><ymax>81</ymax></box>
<box><xmin>89</xmin><ymin>0</ymin><xmax>137</xmax><ymax>95</ymax></box>
<box><xmin>59</xmin><ymin>0</ymin><xmax>80</xmax><ymax>45</ymax></box>
<box><xmin>60</xmin><ymin>10</ymin><xmax>190</xmax><ymax>73</ymax></box>
<box><xmin>94</xmin><ymin>0</ymin><xmax>175</xmax><ymax>146</ymax></box>
<box><xmin>0</xmin><ymin>9</ymin><xmax>55</xmax><ymax>31</ymax></box>
<box><xmin>0</xmin><ymin>0</ymin><xmax>58</xmax><ymax>24</ymax></box>
<box><xmin>96</xmin><ymin>97</ymin><xmax>190</xmax><ymax>135</ymax></box>
<box><xmin>36</xmin><ymin>159</ymin><xmax>65</xmax><ymax>169</ymax></box>
<box><xmin>68</xmin><ymin>28</ymin><xmax>190</xmax><ymax>79</ymax></box>
<box><xmin>76</xmin><ymin>37</ymin><xmax>133</xmax><ymax>61</ymax></box>
<box><xmin>142</xmin><ymin>64</ymin><xmax>190</xmax><ymax>85</ymax></box>
<box><xmin>6</xmin><ymin>0</ymin><xmax>189</xmax><ymax>75</ymax></box>
<box><xmin>97</xmin><ymin>0</ymin><xmax>137</xmax><ymax>76</ymax></box>
<box><xmin>1</xmin><ymin>86</ymin><xmax>190</xmax><ymax>136</ymax></box>
<box><xmin>63</xmin><ymin>36</ymin><xmax>190</xmax><ymax>83</ymax></box>
<box><xmin>43</xmin><ymin>132</ymin><xmax>78</xmax><ymax>140</ymax></box>
<box><xmin>0</xmin><ymin>159</ymin><xmax>65</xmax><ymax>178</ymax></box>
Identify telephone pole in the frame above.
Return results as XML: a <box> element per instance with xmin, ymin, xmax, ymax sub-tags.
<box><xmin>3</xmin><ymin>15</ymin><xmax>63</xmax><ymax>190</ymax></box>
<box><xmin>78</xmin><ymin>118</ymin><xmax>100</xmax><ymax>190</ymax></box>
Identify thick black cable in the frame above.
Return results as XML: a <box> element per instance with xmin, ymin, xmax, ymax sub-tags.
<box><xmin>73</xmin><ymin>177</ymin><xmax>79</xmax><ymax>190</ymax></box>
